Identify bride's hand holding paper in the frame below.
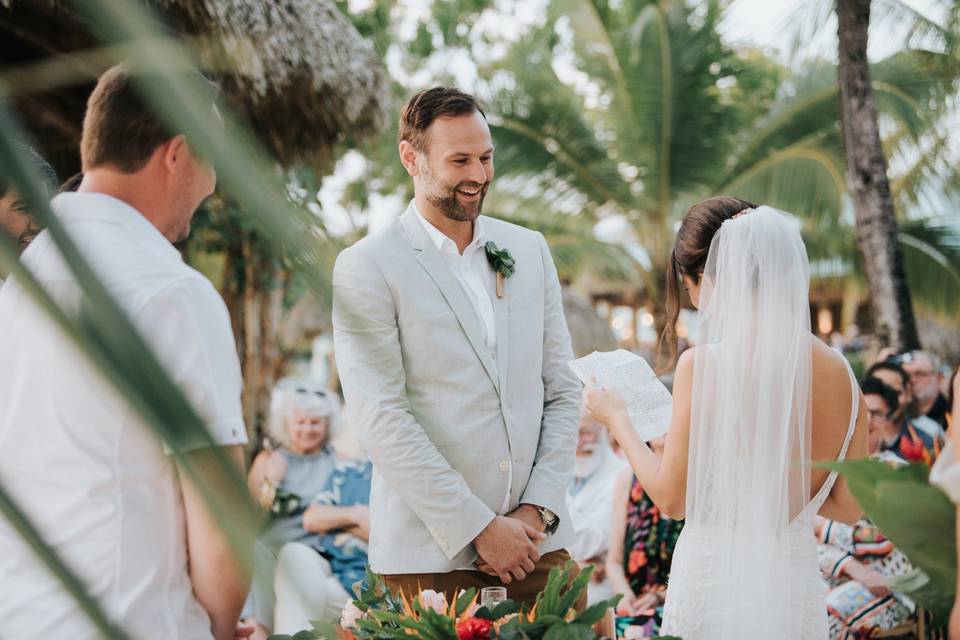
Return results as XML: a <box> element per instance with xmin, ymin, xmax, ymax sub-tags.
<box><xmin>582</xmin><ymin>378</ymin><xmax>631</xmax><ymax>441</ymax></box>
<box><xmin>569</xmin><ymin>350</ymin><xmax>673</xmax><ymax>442</ymax></box>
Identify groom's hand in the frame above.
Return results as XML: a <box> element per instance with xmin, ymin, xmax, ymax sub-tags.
<box><xmin>506</xmin><ymin>504</ymin><xmax>546</xmax><ymax>535</ymax></box>
<box><xmin>474</xmin><ymin>516</ymin><xmax>545</xmax><ymax>584</ymax></box>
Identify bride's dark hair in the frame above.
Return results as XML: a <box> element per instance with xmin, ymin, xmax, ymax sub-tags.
<box><xmin>660</xmin><ymin>196</ymin><xmax>757</xmax><ymax>370</ymax></box>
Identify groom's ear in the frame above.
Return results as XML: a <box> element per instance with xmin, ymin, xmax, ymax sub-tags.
<box><xmin>398</xmin><ymin>140</ymin><xmax>421</xmax><ymax>177</ymax></box>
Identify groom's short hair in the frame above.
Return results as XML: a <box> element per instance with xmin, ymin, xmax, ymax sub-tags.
<box><xmin>399</xmin><ymin>87</ymin><xmax>485</xmax><ymax>153</ymax></box>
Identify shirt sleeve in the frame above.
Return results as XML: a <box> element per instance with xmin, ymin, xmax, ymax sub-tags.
<box><xmin>135</xmin><ymin>276</ymin><xmax>247</xmax><ymax>452</ymax></box>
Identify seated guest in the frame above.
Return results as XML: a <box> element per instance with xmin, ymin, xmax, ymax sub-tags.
<box><xmin>860</xmin><ymin>377</ymin><xmax>908</xmax><ymax>464</ymax></box>
<box><xmin>815</xmin><ymin>377</ymin><xmax>918</xmax><ymax>638</ymax></box>
<box><xmin>901</xmin><ymin>350</ymin><xmax>950</xmax><ymax>431</ymax></box>
<box><xmin>273</xmin><ymin>458</ymin><xmax>373</xmax><ymax>633</ymax></box>
<box><xmin>242</xmin><ymin>382</ymin><xmax>340</xmax><ymax>639</ymax></box>
<box><xmin>605</xmin><ymin>437</ymin><xmax>684</xmax><ymax>638</ymax></box>
<box><xmin>866</xmin><ymin>360</ymin><xmax>943</xmax><ymax>462</ymax></box>
<box><xmin>567</xmin><ymin>412</ymin><xmax>627</xmax><ymax>603</ymax></box>
<box><xmin>0</xmin><ymin>143</ymin><xmax>56</xmax><ymax>259</ymax></box>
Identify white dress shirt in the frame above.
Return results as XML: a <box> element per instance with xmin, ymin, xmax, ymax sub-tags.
<box><xmin>0</xmin><ymin>193</ymin><xmax>247</xmax><ymax>639</ymax></box>
<box><xmin>414</xmin><ymin>203</ymin><xmax>497</xmax><ymax>352</ymax></box>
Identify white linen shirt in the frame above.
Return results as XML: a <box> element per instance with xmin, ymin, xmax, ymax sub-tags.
<box><xmin>0</xmin><ymin>193</ymin><xmax>247</xmax><ymax>639</ymax></box>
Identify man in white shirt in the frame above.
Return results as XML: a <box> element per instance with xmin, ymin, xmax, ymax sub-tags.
<box><xmin>0</xmin><ymin>64</ymin><xmax>249</xmax><ymax>639</ymax></box>
<box><xmin>567</xmin><ymin>412</ymin><xmax>626</xmax><ymax>603</ymax></box>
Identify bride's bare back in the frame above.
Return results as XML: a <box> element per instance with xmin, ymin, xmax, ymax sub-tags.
<box><xmin>809</xmin><ymin>337</ymin><xmax>869</xmax><ymax>522</ymax></box>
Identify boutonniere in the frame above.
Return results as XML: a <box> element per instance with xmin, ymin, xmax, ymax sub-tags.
<box><xmin>484</xmin><ymin>241</ymin><xmax>516</xmax><ymax>298</ymax></box>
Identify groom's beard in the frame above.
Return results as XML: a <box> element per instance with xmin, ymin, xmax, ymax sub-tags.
<box><xmin>426</xmin><ymin>180</ymin><xmax>488</xmax><ymax>222</ymax></box>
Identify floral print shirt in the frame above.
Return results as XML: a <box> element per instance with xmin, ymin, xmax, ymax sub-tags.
<box><xmin>623</xmin><ymin>476</ymin><xmax>684</xmax><ymax>596</ymax></box>
<box><xmin>308</xmin><ymin>459</ymin><xmax>373</xmax><ymax>593</ymax></box>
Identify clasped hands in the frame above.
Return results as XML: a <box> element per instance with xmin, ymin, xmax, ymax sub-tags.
<box><xmin>473</xmin><ymin>504</ymin><xmax>546</xmax><ymax>584</ymax></box>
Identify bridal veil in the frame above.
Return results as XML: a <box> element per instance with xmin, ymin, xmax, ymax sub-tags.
<box><xmin>684</xmin><ymin>205</ymin><xmax>813</xmax><ymax>636</ymax></box>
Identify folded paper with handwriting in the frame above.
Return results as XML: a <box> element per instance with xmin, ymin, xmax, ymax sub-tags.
<box><xmin>568</xmin><ymin>349</ymin><xmax>672</xmax><ymax>441</ymax></box>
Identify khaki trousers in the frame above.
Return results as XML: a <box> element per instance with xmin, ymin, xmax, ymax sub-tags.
<box><xmin>381</xmin><ymin>549</ymin><xmax>587</xmax><ymax>611</ymax></box>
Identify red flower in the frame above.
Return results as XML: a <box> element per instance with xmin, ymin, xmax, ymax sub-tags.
<box><xmin>898</xmin><ymin>437</ymin><xmax>927</xmax><ymax>463</ymax></box>
<box><xmin>457</xmin><ymin>617</ymin><xmax>493</xmax><ymax>640</ymax></box>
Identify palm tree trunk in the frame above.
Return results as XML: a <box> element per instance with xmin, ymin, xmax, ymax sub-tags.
<box><xmin>835</xmin><ymin>0</ymin><xmax>921</xmax><ymax>351</ymax></box>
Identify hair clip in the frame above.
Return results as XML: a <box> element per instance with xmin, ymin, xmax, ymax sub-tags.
<box><xmin>731</xmin><ymin>207</ymin><xmax>754</xmax><ymax>220</ymax></box>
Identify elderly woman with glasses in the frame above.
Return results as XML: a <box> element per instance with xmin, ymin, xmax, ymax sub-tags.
<box><xmin>242</xmin><ymin>380</ymin><xmax>341</xmax><ymax>639</ymax></box>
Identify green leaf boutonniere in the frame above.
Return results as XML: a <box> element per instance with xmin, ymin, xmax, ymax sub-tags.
<box><xmin>484</xmin><ymin>241</ymin><xmax>516</xmax><ymax>298</ymax></box>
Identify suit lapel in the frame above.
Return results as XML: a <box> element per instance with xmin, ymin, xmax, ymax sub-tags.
<box><xmin>400</xmin><ymin>206</ymin><xmax>501</xmax><ymax>396</ymax></box>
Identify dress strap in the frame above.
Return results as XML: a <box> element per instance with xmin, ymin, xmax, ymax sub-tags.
<box><xmin>808</xmin><ymin>353</ymin><xmax>860</xmax><ymax>512</ymax></box>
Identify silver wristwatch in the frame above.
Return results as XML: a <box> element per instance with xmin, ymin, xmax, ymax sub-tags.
<box><xmin>537</xmin><ymin>506</ymin><xmax>559</xmax><ymax>535</ymax></box>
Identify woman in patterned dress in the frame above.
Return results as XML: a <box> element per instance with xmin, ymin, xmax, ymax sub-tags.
<box><xmin>605</xmin><ymin>437</ymin><xmax>684</xmax><ymax>638</ymax></box>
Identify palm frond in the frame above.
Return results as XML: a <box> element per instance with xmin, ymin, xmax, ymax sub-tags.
<box><xmin>898</xmin><ymin>219</ymin><xmax>960</xmax><ymax>318</ymax></box>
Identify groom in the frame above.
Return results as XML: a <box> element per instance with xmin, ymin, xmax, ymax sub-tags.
<box><xmin>332</xmin><ymin>87</ymin><xmax>581</xmax><ymax>603</ymax></box>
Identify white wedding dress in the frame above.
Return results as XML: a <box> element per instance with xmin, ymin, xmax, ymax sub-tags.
<box><xmin>658</xmin><ymin>207</ymin><xmax>858</xmax><ymax>640</ymax></box>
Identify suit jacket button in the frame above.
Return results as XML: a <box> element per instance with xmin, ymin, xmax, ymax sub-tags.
<box><xmin>499</xmin><ymin>461</ymin><xmax>509</xmax><ymax>472</ymax></box>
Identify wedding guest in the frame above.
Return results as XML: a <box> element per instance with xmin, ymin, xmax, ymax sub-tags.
<box><xmin>0</xmin><ymin>143</ymin><xmax>56</xmax><ymax>258</ymax></box>
<box><xmin>815</xmin><ymin>514</ymin><xmax>915</xmax><ymax>638</ymax></box>
<box><xmin>860</xmin><ymin>377</ymin><xmax>907</xmax><ymax>464</ymax></box>
<box><xmin>901</xmin><ymin>350</ymin><xmax>950</xmax><ymax>431</ymax></box>
<box><xmin>814</xmin><ymin>377</ymin><xmax>919</xmax><ymax>638</ymax></box>
<box><xmin>605</xmin><ymin>437</ymin><xmax>684</xmax><ymax>638</ymax></box>
<box><xmin>273</xmin><ymin>459</ymin><xmax>373</xmax><ymax>634</ymax></box>
<box><xmin>242</xmin><ymin>381</ymin><xmax>340</xmax><ymax>639</ymax></box>
<box><xmin>0</xmin><ymin>64</ymin><xmax>251</xmax><ymax>639</ymax></box>
<box><xmin>567</xmin><ymin>412</ymin><xmax>627</xmax><ymax>603</ymax></box>
<box><xmin>865</xmin><ymin>360</ymin><xmax>942</xmax><ymax>462</ymax></box>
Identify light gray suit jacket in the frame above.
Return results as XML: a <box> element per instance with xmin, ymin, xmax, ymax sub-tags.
<box><xmin>332</xmin><ymin>202</ymin><xmax>580</xmax><ymax>574</ymax></box>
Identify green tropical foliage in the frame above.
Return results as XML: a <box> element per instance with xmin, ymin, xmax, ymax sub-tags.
<box><xmin>826</xmin><ymin>459</ymin><xmax>957</xmax><ymax>624</ymax></box>
<box><xmin>276</xmin><ymin>562</ymin><xmax>625</xmax><ymax>640</ymax></box>
<box><xmin>475</xmin><ymin>0</ymin><xmax>959</xmax><ymax>324</ymax></box>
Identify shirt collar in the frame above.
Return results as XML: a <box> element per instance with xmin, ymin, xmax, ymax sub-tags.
<box><xmin>51</xmin><ymin>192</ymin><xmax>182</xmax><ymax>262</ymax></box>
<box><xmin>412</xmin><ymin>200</ymin><xmax>486</xmax><ymax>255</ymax></box>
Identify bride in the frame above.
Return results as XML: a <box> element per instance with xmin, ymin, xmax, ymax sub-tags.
<box><xmin>584</xmin><ymin>197</ymin><xmax>869</xmax><ymax>639</ymax></box>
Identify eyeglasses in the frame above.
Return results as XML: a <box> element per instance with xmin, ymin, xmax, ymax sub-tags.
<box><xmin>295</xmin><ymin>387</ymin><xmax>328</xmax><ymax>398</ymax></box>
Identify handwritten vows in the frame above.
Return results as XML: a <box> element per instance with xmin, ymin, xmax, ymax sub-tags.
<box><xmin>569</xmin><ymin>350</ymin><xmax>672</xmax><ymax>441</ymax></box>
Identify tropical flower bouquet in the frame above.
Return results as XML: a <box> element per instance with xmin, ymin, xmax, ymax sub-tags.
<box><xmin>269</xmin><ymin>561</ymin><xmax>628</xmax><ymax>640</ymax></box>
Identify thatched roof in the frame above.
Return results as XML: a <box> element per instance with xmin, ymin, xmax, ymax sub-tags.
<box><xmin>0</xmin><ymin>0</ymin><xmax>389</xmax><ymax>173</ymax></box>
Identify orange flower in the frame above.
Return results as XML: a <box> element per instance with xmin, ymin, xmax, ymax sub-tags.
<box><xmin>627</xmin><ymin>549</ymin><xmax>647</xmax><ymax>573</ymax></box>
